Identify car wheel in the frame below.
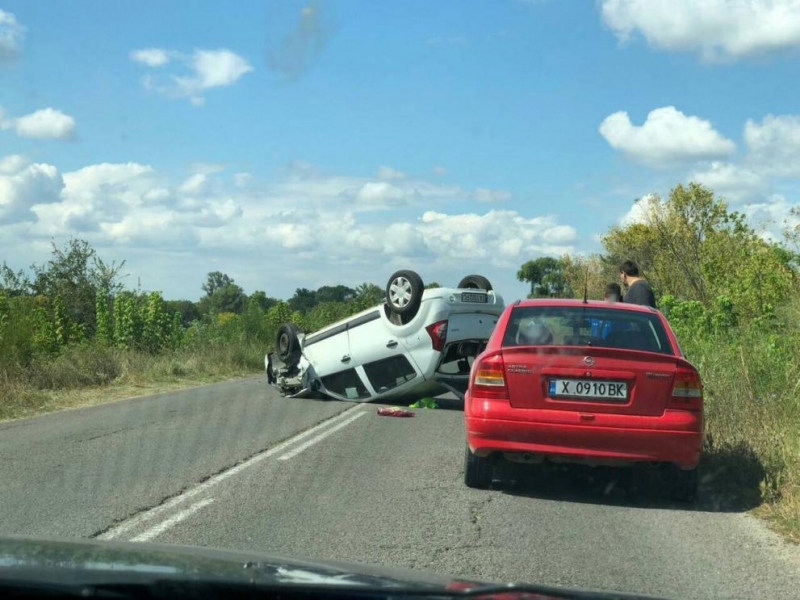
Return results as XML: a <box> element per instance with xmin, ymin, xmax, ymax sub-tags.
<box><xmin>457</xmin><ymin>274</ymin><xmax>493</xmax><ymax>291</ymax></box>
<box><xmin>667</xmin><ymin>466</ymin><xmax>698</xmax><ymax>503</ymax></box>
<box><xmin>275</xmin><ymin>323</ymin><xmax>302</xmax><ymax>368</ymax></box>
<box><xmin>464</xmin><ymin>444</ymin><xmax>493</xmax><ymax>489</ymax></box>
<box><xmin>385</xmin><ymin>270</ymin><xmax>424</xmax><ymax>318</ymax></box>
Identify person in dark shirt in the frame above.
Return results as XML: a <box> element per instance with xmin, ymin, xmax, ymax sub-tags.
<box><xmin>619</xmin><ymin>260</ymin><xmax>656</xmax><ymax>307</ymax></box>
<box><xmin>605</xmin><ymin>283</ymin><xmax>622</xmax><ymax>303</ymax></box>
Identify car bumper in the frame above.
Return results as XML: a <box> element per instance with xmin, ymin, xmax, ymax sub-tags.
<box><xmin>465</xmin><ymin>411</ymin><xmax>702</xmax><ymax>469</ymax></box>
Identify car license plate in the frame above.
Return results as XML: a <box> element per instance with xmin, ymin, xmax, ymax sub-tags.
<box><xmin>549</xmin><ymin>379</ymin><xmax>627</xmax><ymax>401</ymax></box>
<box><xmin>461</xmin><ymin>292</ymin><xmax>487</xmax><ymax>303</ymax></box>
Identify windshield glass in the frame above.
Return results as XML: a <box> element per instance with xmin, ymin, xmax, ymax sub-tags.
<box><xmin>503</xmin><ymin>306</ymin><xmax>675</xmax><ymax>355</ymax></box>
<box><xmin>2</xmin><ymin>2</ymin><xmax>800</xmax><ymax>600</ymax></box>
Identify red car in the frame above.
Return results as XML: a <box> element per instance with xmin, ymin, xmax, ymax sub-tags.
<box><xmin>464</xmin><ymin>298</ymin><xmax>703</xmax><ymax>502</ymax></box>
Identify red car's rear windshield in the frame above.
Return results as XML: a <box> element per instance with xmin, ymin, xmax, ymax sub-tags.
<box><xmin>502</xmin><ymin>306</ymin><xmax>676</xmax><ymax>356</ymax></box>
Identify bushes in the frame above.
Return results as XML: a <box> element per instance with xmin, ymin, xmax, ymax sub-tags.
<box><xmin>668</xmin><ymin>298</ymin><xmax>800</xmax><ymax>536</ymax></box>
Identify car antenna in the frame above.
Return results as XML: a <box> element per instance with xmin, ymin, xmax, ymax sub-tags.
<box><xmin>582</xmin><ymin>265</ymin><xmax>589</xmax><ymax>304</ymax></box>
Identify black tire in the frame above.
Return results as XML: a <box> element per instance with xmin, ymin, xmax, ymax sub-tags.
<box><xmin>385</xmin><ymin>270</ymin><xmax>424</xmax><ymax>318</ymax></box>
<box><xmin>458</xmin><ymin>274</ymin><xmax>493</xmax><ymax>291</ymax></box>
<box><xmin>464</xmin><ymin>444</ymin><xmax>493</xmax><ymax>489</ymax></box>
<box><xmin>275</xmin><ymin>323</ymin><xmax>302</xmax><ymax>368</ymax></box>
<box><xmin>667</xmin><ymin>466</ymin><xmax>698</xmax><ymax>503</ymax></box>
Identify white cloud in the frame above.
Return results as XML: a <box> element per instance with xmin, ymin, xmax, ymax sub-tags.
<box><xmin>432</xmin><ymin>165</ymin><xmax>448</xmax><ymax>176</ymax></box>
<box><xmin>33</xmin><ymin>163</ymin><xmax>158</xmax><ymax>236</ymax></box>
<box><xmin>742</xmin><ymin>195</ymin><xmax>800</xmax><ymax>242</ymax></box>
<box><xmin>688</xmin><ymin>162</ymin><xmax>767</xmax><ymax>202</ymax></box>
<box><xmin>191</xmin><ymin>49</ymin><xmax>253</xmax><ymax>88</ymax></box>
<box><xmin>743</xmin><ymin>114</ymin><xmax>800</xmax><ymax>176</ymax></box>
<box><xmin>376</xmin><ymin>166</ymin><xmax>407</xmax><ymax>181</ymax></box>
<box><xmin>0</xmin><ymin>154</ymin><xmax>29</xmax><ymax>174</ymax></box>
<box><xmin>0</xmin><ymin>163</ymin><xmax>64</xmax><ymax>224</ymax></box>
<box><xmin>599</xmin><ymin>106</ymin><xmax>736</xmax><ymax>166</ymax></box>
<box><xmin>620</xmin><ymin>193</ymin><xmax>660</xmax><ymax>226</ymax></box>
<box><xmin>178</xmin><ymin>173</ymin><xmax>209</xmax><ymax>195</ymax></box>
<box><xmin>1</xmin><ymin>107</ymin><xmax>77</xmax><ymax>140</ymax></box>
<box><xmin>600</xmin><ymin>0</ymin><xmax>800</xmax><ymax>61</ymax></box>
<box><xmin>3</xmin><ymin>159</ymin><xmax>571</xmax><ymax>300</ymax></box>
<box><xmin>190</xmin><ymin>162</ymin><xmax>226</xmax><ymax>175</ymax></box>
<box><xmin>134</xmin><ymin>48</ymin><xmax>253</xmax><ymax>104</ymax></box>
<box><xmin>130</xmin><ymin>48</ymin><xmax>170</xmax><ymax>67</ymax></box>
<box><xmin>352</xmin><ymin>181</ymin><xmax>408</xmax><ymax>208</ymax></box>
<box><xmin>0</xmin><ymin>9</ymin><xmax>25</xmax><ymax>63</ymax></box>
<box><xmin>234</xmin><ymin>172</ymin><xmax>252</xmax><ymax>188</ymax></box>
<box><xmin>472</xmin><ymin>188</ymin><xmax>512</xmax><ymax>203</ymax></box>
<box><xmin>415</xmin><ymin>210</ymin><xmax>578</xmax><ymax>260</ymax></box>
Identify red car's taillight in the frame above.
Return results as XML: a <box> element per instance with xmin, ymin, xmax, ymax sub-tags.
<box><xmin>425</xmin><ymin>319</ymin><xmax>448</xmax><ymax>352</ymax></box>
<box><xmin>668</xmin><ymin>366</ymin><xmax>703</xmax><ymax>411</ymax></box>
<box><xmin>470</xmin><ymin>352</ymin><xmax>509</xmax><ymax>400</ymax></box>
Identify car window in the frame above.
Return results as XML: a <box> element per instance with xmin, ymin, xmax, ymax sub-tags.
<box><xmin>503</xmin><ymin>306</ymin><xmax>675</xmax><ymax>356</ymax></box>
<box><xmin>362</xmin><ymin>356</ymin><xmax>417</xmax><ymax>393</ymax></box>
<box><xmin>319</xmin><ymin>369</ymin><xmax>371</xmax><ymax>399</ymax></box>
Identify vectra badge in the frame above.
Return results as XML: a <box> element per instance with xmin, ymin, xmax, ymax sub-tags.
<box><xmin>583</xmin><ymin>356</ymin><xmax>595</xmax><ymax>366</ymax></box>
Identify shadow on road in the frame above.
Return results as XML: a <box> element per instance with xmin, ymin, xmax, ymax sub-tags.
<box><xmin>494</xmin><ymin>453</ymin><xmax>763</xmax><ymax>514</ymax></box>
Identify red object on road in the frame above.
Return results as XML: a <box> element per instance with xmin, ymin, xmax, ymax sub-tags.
<box><xmin>377</xmin><ymin>406</ymin><xmax>415</xmax><ymax>417</ymax></box>
<box><xmin>464</xmin><ymin>299</ymin><xmax>703</xmax><ymax>502</ymax></box>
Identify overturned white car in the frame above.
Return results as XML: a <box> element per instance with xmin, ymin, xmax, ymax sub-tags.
<box><xmin>266</xmin><ymin>270</ymin><xmax>505</xmax><ymax>402</ymax></box>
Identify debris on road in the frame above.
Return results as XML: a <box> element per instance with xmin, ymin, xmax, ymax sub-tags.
<box><xmin>409</xmin><ymin>397</ymin><xmax>438</xmax><ymax>409</ymax></box>
<box><xmin>377</xmin><ymin>406</ymin><xmax>415</xmax><ymax>417</ymax></box>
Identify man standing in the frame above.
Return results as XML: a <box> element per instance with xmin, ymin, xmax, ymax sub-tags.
<box><xmin>605</xmin><ymin>283</ymin><xmax>622</xmax><ymax>303</ymax></box>
<box><xmin>619</xmin><ymin>260</ymin><xmax>656</xmax><ymax>308</ymax></box>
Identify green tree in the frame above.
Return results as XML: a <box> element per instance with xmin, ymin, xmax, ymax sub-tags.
<box><xmin>113</xmin><ymin>293</ymin><xmax>137</xmax><ymax>350</ymax></box>
<box><xmin>602</xmin><ymin>183</ymin><xmax>797</xmax><ymax>319</ymax></box>
<box><xmin>95</xmin><ymin>288</ymin><xmax>112</xmax><ymax>345</ymax></box>
<box><xmin>288</xmin><ymin>288</ymin><xmax>317</xmax><ymax>314</ymax></box>
<box><xmin>201</xmin><ymin>271</ymin><xmax>236</xmax><ymax>297</ymax></box>
<box><xmin>141</xmin><ymin>291</ymin><xmax>170</xmax><ymax>353</ymax></box>
<box><xmin>0</xmin><ymin>263</ymin><xmax>30</xmax><ymax>297</ymax></box>
<box><xmin>315</xmin><ymin>285</ymin><xmax>355</xmax><ymax>304</ymax></box>
<box><xmin>266</xmin><ymin>301</ymin><xmax>294</xmax><ymax>329</ymax></box>
<box><xmin>164</xmin><ymin>300</ymin><xmax>201</xmax><ymax>327</ymax></box>
<box><xmin>207</xmin><ymin>284</ymin><xmax>247</xmax><ymax>315</ymax></box>
<box><xmin>352</xmin><ymin>283</ymin><xmax>383</xmax><ymax>310</ymax></box>
<box><xmin>517</xmin><ymin>257</ymin><xmax>573</xmax><ymax>298</ymax></box>
<box><xmin>30</xmin><ymin>238</ymin><xmax>126</xmax><ymax>336</ymax></box>
<box><xmin>248</xmin><ymin>291</ymin><xmax>279</xmax><ymax>313</ymax></box>
<box><xmin>560</xmin><ymin>254</ymin><xmax>615</xmax><ymax>300</ymax></box>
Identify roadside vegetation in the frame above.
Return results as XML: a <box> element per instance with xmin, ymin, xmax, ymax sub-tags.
<box><xmin>519</xmin><ymin>183</ymin><xmax>800</xmax><ymax>541</ymax></box>
<box><xmin>0</xmin><ymin>239</ymin><xmax>385</xmax><ymax>421</ymax></box>
<box><xmin>2</xmin><ymin>183</ymin><xmax>798</xmax><ymax>539</ymax></box>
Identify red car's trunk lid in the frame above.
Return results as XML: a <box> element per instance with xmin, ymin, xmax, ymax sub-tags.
<box><xmin>502</xmin><ymin>346</ymin><xmax>679</xmax><ymax>416</ymax></box>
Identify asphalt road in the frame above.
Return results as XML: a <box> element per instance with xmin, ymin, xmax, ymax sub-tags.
<box><xmin>1</xmin><ymin>378</ymin><xmax>799</xmax><ymax>599</ymax></box>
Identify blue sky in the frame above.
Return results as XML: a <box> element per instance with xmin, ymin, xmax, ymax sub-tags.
<box><xmin>1</xmin><ymin>0</ymin><xmax>799</xmax><ymax>301</ymax></box>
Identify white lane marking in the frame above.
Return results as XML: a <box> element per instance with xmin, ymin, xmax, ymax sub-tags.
<box><xmin>277</xmin><ymin>411</ymin><xmax>366</xmax><ymax>461</ymax></box>
<box><xmin>130</xmin><ymin>498</ymin><xmax>214</xmax><ymax>543</ymax></box>
<box><xmin>98</xmin><ymin>405</ymin><xmax>363</xmax><ymax>540</ymax></box>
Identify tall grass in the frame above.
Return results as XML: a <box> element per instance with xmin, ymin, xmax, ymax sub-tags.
<box><xmin>0</xmin><ymin>304</ymin><xmax>271</xmax><ymax>422</ymax></box>
<box><xmin>0</xmin><ymin>340</ymin><xmax>267</xmax><ymax>422</ymax></box>
<box><xmin>676</xmin><ymin>303</ymin><xmax>800</xmax><ymax>539</ymax></box>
